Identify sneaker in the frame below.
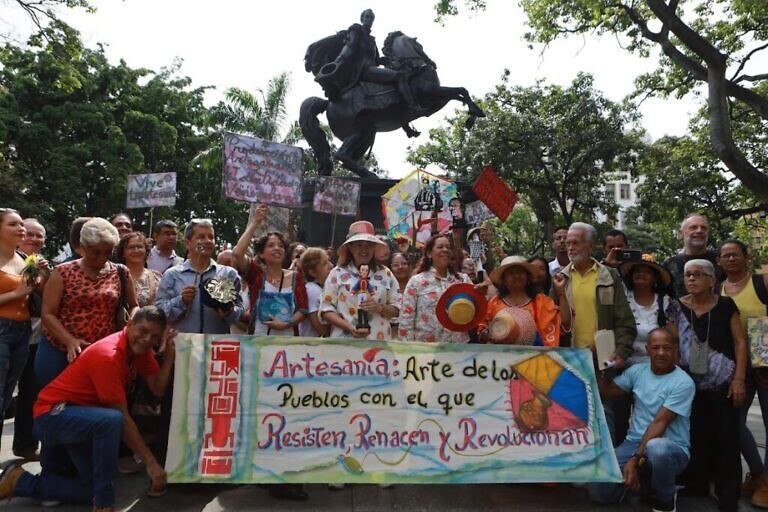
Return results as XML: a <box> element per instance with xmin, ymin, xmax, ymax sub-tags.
<box><xmin>0</xmin><ymin>464</ymin><xmax>25</xmax><ymax>500</ymax></box>
<box><xmin>651</xmin><ymin>492</ymin><xmax>676</xmax><ymax>512</ymax></box>
<box><xmin>117</xmin><ymin>455</ymin><xmax>143</xmax><ymax>475</ymax></box>
<box><xmin>752</xmin><ymin>474</ymin><xmax>768</xmax><ymax>508</ymax></box>
<box><xmin>744</xmin><ymin>472</ymin><xmax>760</xmax><ymax>497</ymax></box>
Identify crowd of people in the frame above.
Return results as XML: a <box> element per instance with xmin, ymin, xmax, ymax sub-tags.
<box><xmin>0</xmin><ymin>206</ymin><xmax>765</xmax><ymax>512</ymax></box>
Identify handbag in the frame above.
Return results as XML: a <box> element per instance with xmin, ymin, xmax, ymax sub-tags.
<box><xmin>114</xmin><ymin>264</ymin><xmax>129</xmax><ymax>330</ymax></box>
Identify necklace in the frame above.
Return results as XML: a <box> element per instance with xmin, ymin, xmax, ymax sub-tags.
<box><xmin>266</xmin><ymin>270</ymin><xmax>283</xmax><ymax>287</ymax></box>
<box><xmin>503</xmin><ymin>296</ymin><xmax>532</xmax><ymax>308</ymax></box>
<box><xmin>724</xmin><ymin>273</ymin><xmax>750</xmax><ymax>289</ymax></box>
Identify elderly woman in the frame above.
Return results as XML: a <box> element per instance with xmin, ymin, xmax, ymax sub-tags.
<box><xmin>618</xmin><ymin>255</ymin><xmax>672</xmax><ymax>365</ymax></box>
<box><xmin>716</xmin><ymin>239</ymin><xmax>768</xmax><ymax>505</ymax></box>
<box><xmin>478</xmin><ymin>255</ymin><xmax>570</xmax><ymax>347</ymax></box>
<box><xmin>38</xmin><ymin>217</ymin><xmax>138</xmax><ymax>388</ymax></box>
<box><xmin>320</xmin><ymin>221</ymin><xmax>400</xmax><ymax>340</ymax></box>
<box><xmin>115</xmin><ymin>232</ymin><xmax>161</xmax><ymax>307</ymax></box>
<box><xmin>232</xmin><ymin>206</ymin><xmax>307</xmax><ymax>336</ymax></box>
<box><xmin>399</xmin><ymin>235</ymin><xmax>471</xmax><ymax>344</ymax></box>
<box><xmin>667</xmin><ymin>258</ymin><xmax>746</xmax><ymax>511</ymax></box>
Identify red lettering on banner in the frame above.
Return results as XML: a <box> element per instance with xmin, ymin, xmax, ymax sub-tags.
<box><xmin>199</xmin><ymin>341</ymin><xmax>241</xmax><ymax>476</ymax></box>
<box><xmin>472</xmin><ymin>166</ymin><xmax>517</xmax><ymax>221</ymax></box>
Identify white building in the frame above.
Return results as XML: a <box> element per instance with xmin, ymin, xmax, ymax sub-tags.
<box><xmin>596</xmin><ymin>172</ymin><xmax>643</xmax><ymax>229</ymax></box>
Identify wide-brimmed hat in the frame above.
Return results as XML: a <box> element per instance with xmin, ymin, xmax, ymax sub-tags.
<box><xmin>488</xmin><ymin>306</ymin><xmax>538</xmax><ymax>345</ymax></box>
<box><xmin>337</xmin><ymin>221</ymin><xmax>387</xmax><ymax>261</ymax></box>
<box><xmin>489</xmin><ymin>256</ymin><xmax>538</xmax><ymax>287</ymax></box>
<box><xmin>435</xmin><ymin>283</ymin><xmax>488</xmax><ymax>332</ymax></box>
<box><xmin>619</xmin><ymin>254</ymin><xmax>672</xmax><ymax>288</ymax></box>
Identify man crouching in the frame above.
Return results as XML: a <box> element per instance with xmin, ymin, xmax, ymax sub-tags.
<box><xmin>0</xmin><ymin>305</ymin><xmax>175</xmax><ymax>512</ymax></box>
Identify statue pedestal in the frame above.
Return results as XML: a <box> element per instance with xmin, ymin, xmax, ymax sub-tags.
<box><xmin>298</xmin><ymin>178</ymin><xmax>398</xmax><ymax>247</ymax></box>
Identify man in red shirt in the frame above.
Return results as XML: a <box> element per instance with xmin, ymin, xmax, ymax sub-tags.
<box><xmin>0</xmin><ymin>305</ymin><xmax>176</xmax><ymax>512</ymax></box>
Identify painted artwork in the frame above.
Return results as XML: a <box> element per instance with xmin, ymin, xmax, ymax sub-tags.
<box><xmin>748</xmin><ymin>317</ymin><xmax>768</xmax><ymax>367</ymax></box>
<box><xmin>221</xmin><ymin>132</ymin><xmax>303</xmax><ymax>208</ymax></box>
<box><xmin>165</xmin><ymin>337</ymin><xmax>621</xmax><ymax>484</ymax></box>
<box><xmin>126</xmin><ymin>172</ymin><xmax>177</xmax><ymax>209</ymax></box>
<box><xmin>382</xmin><ymin>169</ymin><xmax>458</xmax><ymax>247</ymax></box>
<box><xmin>313</xmin><ymin>176</ymin><xmax>361</xmax><ymax>217</ymax></box>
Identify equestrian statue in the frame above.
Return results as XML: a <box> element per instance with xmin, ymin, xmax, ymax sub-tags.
<box><xmin>300</xmin><ymin>8</ymin><xmax>485</xmax><ymax>179</ymax></box>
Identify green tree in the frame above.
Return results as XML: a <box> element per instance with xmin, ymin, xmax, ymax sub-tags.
<box><xmin>0</xmin><ymin>31</ymin><xmax>210</xmax><ymax>253</ymax></box>
<box><xmin>435</xmin><ymin>0</ymin><xmax>768</xmax><ymax>201</ymax></box>
<box><xmin>409</xmin><ymin>72</ymin><xmax>643</xmax><ymax>233</ymax></box>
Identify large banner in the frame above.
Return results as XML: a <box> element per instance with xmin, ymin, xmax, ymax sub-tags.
<box><xmin>126</xmin><ymin>172</ymin><xmax>176</xmax><ymax>209</ymax></box>
<box><xmin>221</xmin><ymin>132</ymin><xmax>303</xmax><ymax>208</ymax></box>
<box><xmin>166</xmin><ymin>336</ymin><xmax>621</xmax><ymax>485</ymax></box>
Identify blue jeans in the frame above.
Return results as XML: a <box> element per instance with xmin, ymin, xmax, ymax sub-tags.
<box><xmin>740</xmin><ymin>379</ymin><xmax>768</xmax><ymax>474</ymax></box>
<box><xmin>588</xmin><ymin>437</ymin><xmax>689</xmax><ymax>503</ymax></box>
<box><xmin>0</xmin><ymin>317</ymin><xmax>31</xmax><ymax>419</ymax></box>
<box><xmin>14</xmin><ymin>406</ymin><xmax>124</xmax><ymax>507</ymax></box>
<box><xmin>34</xmin><ymin>332</ymin><xmax>68</xmax><ymax>389</ymax></box>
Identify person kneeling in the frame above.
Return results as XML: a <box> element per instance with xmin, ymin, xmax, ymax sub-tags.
<box><xmin>589</xmin><ymin>328</ymin><xmax>695</xmax><ymax>512</ymax></box>
<box><xmin>0</xmin><ymin>305</ymin><xmax>176</xmax><ymax>512</ymax></box>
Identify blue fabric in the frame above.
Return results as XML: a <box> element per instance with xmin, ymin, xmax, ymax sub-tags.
<box><xmin>34</xmin><ymin>333</ymin><xmax>68</xmax><ymax>389</ymax></box>
<box><xmin>614</xmin><ymin>363</ymin><xmax>695</xmax><ymax>455</ymax></box>
<box><xmin>15</xmin><ymin>406</ymin><xmax>124</xmax><ymax>507</ymax></box>
<box><xmin>588</xmin><ymin>437</ymin><xmax>689</xmax><ymax>503</ymax></box>
<box><xmin>547</xmin><ymin>368</ymin><xmax>589</xmax><ymax>423</ymax></box>
<box><xmin>155</xmin><ymin>260</ymin><xmax>243</xmax><ymax>334</ymax></box>
<box><xmin>0</xmin><ymin>317</ymin><xmax>31</xmax><ymax>418</ymax></box>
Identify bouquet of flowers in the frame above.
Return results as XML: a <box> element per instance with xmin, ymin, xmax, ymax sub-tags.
<box><xmin>21</xmin><ymin>254</ymin><xmax>47</xmax><ymax>288</ymax></box>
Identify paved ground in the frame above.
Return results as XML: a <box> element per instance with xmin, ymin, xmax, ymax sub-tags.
<box><xmin>0</xmin><ymin>403</ymin><xmax>765</xmax><ymax>511</ymax></box>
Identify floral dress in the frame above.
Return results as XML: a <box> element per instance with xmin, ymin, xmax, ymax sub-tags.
<box><xmin>319</xmin><ymin>262</ymin><xmax>400</xmax><ymax>340</ymax></box>
<box><xmin>399</xmin><ymin>268</ymin><xmax>471</xmax><ymax>343</ymax></box>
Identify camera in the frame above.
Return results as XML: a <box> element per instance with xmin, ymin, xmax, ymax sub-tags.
<box><xmin>616</xmin><ymin>249</ymin><xmax>642</xmax><ymax>262</ymax></box>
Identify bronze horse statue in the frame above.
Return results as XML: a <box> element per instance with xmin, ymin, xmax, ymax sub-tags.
<box><xmin>300</xmin><ymin>31</ymin><xmax>485</xmax><ymax>179</ymax></box>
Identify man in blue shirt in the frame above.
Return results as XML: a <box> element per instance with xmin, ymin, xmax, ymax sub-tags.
<box><xmin>156</xmin><ymin>219</ymin><xmax>243</xmax><ymax>334</ymax></box>
<box><xmin>590</xmin><ymin>327</ymin><xmax>695</xmax><ymax>512</ymax></box>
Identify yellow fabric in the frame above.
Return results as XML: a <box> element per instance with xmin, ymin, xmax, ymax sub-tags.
<box><xmin>515</xmin><ymin>354</ymin><xmax>564</xmax><ymax>394</ymax></box>
<box><xmin>721</xmin><ymin>276</ymin><xmax>765</xmax><ymax>333</ymax></box>
<box><xmin>571</xmin><ymin>263</ymin><xmax>598</xmax><ymax>348</ymax></box>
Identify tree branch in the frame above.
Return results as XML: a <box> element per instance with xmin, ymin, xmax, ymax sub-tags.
<box><xmin>730</xmin><ymin>42</ymin><xmax>768</xmax><ymax>82</ymax></box>
<box><xmin>734</xmin><ymin>74</ymin><xmax>768</xmax><ymax>84</ymax></box>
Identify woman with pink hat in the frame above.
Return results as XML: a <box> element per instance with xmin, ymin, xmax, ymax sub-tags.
<box><xmin>478</xmin><ymin>255</ymin><xmax>571</xmax><ymax>346</ymax></box>
<box><xmin>399</xmin><ymin>234</ymin><xmax>475</xmax><ymax>343</ymax></box>
<box><xmin>319</xmin><ymin>221</ymin><xmax>400</xmax><ymax>340</ymax></box>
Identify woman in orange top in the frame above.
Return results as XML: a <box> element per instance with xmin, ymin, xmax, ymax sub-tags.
<box><xmin>0</xmin><ymin>208</ymin><xmax>38</xmax><ymax>439</ymax></box>
<box><xmin>478</xmin><ymin>255</ymin><xmax>570</xmax><ymax>347</ymax></box>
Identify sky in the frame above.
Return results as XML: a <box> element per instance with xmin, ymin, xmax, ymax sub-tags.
<box><xmin>3</xmin><ymin>0</ymin><xmax>726</xmax><ymax>179</ymax></box>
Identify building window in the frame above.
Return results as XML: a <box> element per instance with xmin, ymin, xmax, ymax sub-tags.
<box><xmin>605</xmin><ymin>183</ymin><xmax>616</xmax><ymax>200</ymax></box>
<box><xmin>620</xmin><ymin>183</ymin><xmax>631</xmax><ymax>200</ymax></box>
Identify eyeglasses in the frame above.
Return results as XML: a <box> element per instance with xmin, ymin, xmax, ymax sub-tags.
<box><xmin>684</xmin><ymin>271</ymin><xmax>713</xmax><ymax>279</ymax></box>
<box><xmin>719</xmin><ymin>253</ymin><xmax>743</xmax><ymax>260</ymax></box>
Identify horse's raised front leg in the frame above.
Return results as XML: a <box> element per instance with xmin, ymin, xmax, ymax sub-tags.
<box><xmin>336</xmin><ymin>132</ymin><xmax>378</xmax><ymax>179</ymax></box>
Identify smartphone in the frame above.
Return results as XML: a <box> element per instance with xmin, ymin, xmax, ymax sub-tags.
<box><xmin>616</xmin><ymin>249</ymin><xmax>642</xmax><ymax>262</ymax></box>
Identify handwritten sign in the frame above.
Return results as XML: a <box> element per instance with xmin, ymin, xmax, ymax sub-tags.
<box><xmin>222</xmin><ymin>132</ymin><xmax>303</xmax><ymax>208</ymax></box>
<box><xmin>126</xmin><ymin>172</ymin><xmax>176</xmax><ymax>209</ymax></box>
<box><xmin>472</xmin><ymin>166</ymin><xmax>517</xmax><ymax>221</ymax></box>
<box><xmin>313</xmin><ymin>176</ymin><xmax>361</xmax><ymax>217</ymax></box>
<box><xmin>166</xmin><ymin>337</ymin><xmax>620</xmax><ymax>484</ymax></box>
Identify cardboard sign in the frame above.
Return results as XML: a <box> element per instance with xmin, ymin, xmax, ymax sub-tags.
<box><xmin>464</xmin><ymin>200</ymin><xmax>495</xmax><ymax>226</ymax></box>
<box><xmin>472</xmin><ymin>166</ymin><xmax>517</xmax><ymax>221</ymax></box>
<box><xmin>126</xmin><ymin>172</ymin><xmax>176</xmax><ymax>209</ymax></box>
<box><xmin>222</xmin><ymin>132</ymin><xmax>303</xmax><ymax>208</ymax></box>
<box><xmin>313</xmin><ymin>176</ymin><xmax>361</xmax><ymax>217</ymax></box>
<box><xmin>166</xmin><ymin>336</ymin><xmax>621</xmax><ymax>485</ymax></box>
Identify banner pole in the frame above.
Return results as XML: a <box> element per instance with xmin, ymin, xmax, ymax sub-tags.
<box><xmin>148</xmin><ymin>207</ymin><xmax>154</xmax><ymax>237</ymax></box>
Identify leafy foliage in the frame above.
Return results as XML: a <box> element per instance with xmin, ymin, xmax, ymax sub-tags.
<box><xmin>408</xmin><ymin>72</ymin><xmax>644</xmax><ymax>233</ymax></box>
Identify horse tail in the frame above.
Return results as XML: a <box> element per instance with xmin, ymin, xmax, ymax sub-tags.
<box><xmin>299</xmin><ymin>96</ymin><xmax>333</xmax><ymax>175</ymax></box>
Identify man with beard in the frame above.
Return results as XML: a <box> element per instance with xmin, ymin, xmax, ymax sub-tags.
<box><xmin>663</xmin><ymin>214</ymin><xmax>723</xmax><ymax>298</ymax></box>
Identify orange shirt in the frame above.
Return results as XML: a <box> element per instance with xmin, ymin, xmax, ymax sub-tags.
<box><xmin>0</xmin><ymin>270</ymin><xmax>30</xmax><ymax>322</ymax></box>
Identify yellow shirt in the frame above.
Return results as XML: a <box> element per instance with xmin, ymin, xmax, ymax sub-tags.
<box><xmin>571</xmin><ymin>263</ymin><xmax>599</xmax><ymax>348</ymax></box>
<box><xmin>721</xmin><ymin>276</ymin><xmax>765</xmax><ymax>333</ymax></box>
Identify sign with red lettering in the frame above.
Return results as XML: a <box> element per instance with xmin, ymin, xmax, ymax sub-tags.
<box><xmin>222</xmin><ymin>132</ymin><xmax>303</xmax><ymax>208</ymax></box>
<box><xmin>166</xmin><ymin>336</ymin><xmax>620</xmax><ymax>485</ymax></box>
<box><xmin>472</xmin><ymin>166</ymin><xmax>517</xmax><ymax>221</ymax></box>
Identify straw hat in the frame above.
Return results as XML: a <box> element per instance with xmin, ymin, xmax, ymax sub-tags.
<box><xmin>618</xmin><ymin>254</ymin><xmax>672</xmax><ymax>288</ymax></box>
<box><xmin>489</xmin><ymin>256</ymin><xmax>538</xmax><ymax>287</ymax></box>
<box><xmin>488</xmin><ymin>306</ymin><xmax>538</xmax><ymax>345</ymax></box>
<box><xmin>337</xmin><ymin>221</ymin><xmax>386</xmax><ymax>261</ymax></box>
<box><xmin>435</xmin><ymin>283</ymin><xmax>488</xmax><ymax>332</ymax></box>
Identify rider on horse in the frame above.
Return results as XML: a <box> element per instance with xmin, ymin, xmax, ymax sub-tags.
<box><xmin>312</xmin><ymin>9</ymin><xmax>422</xmax><ymax>114</ymax></box>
